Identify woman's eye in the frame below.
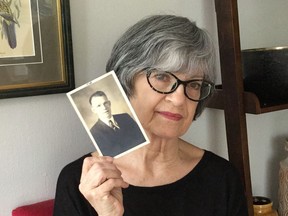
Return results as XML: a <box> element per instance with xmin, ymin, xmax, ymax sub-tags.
<box><xmin>188</xmin><ymin>82</ymin><xmax>202</xmax><ymax>90</ymax></box>
<box><xmin>153</xmin><ymin>73</ymin><xmax>170</xmax><ymax>82</ymax></box>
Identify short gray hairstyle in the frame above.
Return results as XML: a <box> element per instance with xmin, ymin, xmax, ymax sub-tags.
<box><xmin>106</xmin><ymin>15</ymin><xmax>215</xmax><ymax>119</ymax></box>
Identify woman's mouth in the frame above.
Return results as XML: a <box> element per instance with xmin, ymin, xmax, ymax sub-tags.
<box><xmin>158</xmin><ymin>111</ymin><xmax>183</xmax><ymax>121</ymax></box>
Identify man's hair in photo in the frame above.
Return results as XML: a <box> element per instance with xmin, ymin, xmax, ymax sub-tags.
<box><xmin>89</xmin><ymin>91</ymin><xmax>107</xmax><ymax>105</ymax></box>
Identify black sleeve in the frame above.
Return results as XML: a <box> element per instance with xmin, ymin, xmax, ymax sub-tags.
<box><xmin>53</xmin><ymin>154</ymin><xmax>98</xmax><ymax>216</ymax></box>
<box><xmin>225</xmin><ymin>167</ymin><xmax>249</xmax><ymax>216</ymax></box>
<box><xmin>214</xmin><ymin>163</ymin><xmax>249</xmax><ymax>216</ymax></box>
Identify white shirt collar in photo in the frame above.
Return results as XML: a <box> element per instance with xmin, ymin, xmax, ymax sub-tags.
<box><xmin>101</xmin><ymin>117</ymin><xmax>120</xmax><ymax>129</ymax></box>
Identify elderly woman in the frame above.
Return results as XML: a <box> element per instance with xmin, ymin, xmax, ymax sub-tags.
<box><xmin>54</xmin><ymin>15</ymin><xmax>248</xmax><ymax>216</ymax></box>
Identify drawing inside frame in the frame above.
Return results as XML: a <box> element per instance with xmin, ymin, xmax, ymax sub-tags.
<box><xmin>0</xmin><ymin>0</ymin><xmax>37</xmax><ymax>59</ymax></box>
<box><xmin>0</xmin><ymin>0</ymin><xmax>74</xmax><ymax>98</ymax></box>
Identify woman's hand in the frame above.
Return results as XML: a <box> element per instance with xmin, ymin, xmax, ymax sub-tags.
<box><xmin>79</xmin><ymin>156</ymin><xmax>129</xmax><ymax>216</ymax></box>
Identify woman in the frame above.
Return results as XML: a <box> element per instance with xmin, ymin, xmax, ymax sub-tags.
<box><xmin>54</xmin><ymin>15</ymin><xmax>248</xmax><ymax>216</ymax></box>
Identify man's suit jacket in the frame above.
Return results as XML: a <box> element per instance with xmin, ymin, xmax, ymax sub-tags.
<box><xmin>90</xmin><ymin>113</ymin><xmax>146</xmax><ymax>157</ymax></box>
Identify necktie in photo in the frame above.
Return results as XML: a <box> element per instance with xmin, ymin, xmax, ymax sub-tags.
<box><xmin>109</xmin><ymin>120</ymin><xmax>117</xmax><ymax>130</ymax></box>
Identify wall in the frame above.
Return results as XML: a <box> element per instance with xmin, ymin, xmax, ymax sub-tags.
<box><xmin>0</xmin><ymin>1</ymin><xmax>287</xmax><ymax>215</ymax></box>
<box><xmin>238</xmin><ymin>0</ymin><xmax>288</xmax><ymax>49</ymax></box>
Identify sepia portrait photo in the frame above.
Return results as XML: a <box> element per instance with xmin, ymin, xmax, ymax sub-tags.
<box><xmin>67</xmin><ymin>71</ymin><xmax>149</xmax><ymax>158</ymax></box>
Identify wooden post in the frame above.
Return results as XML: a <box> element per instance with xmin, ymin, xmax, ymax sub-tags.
<box><xmin>214</xmin><ymin>0</ymin><xmax>253</xmax><ymax>215</ymax></box>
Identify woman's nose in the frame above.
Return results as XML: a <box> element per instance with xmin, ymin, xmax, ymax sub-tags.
<box><xmin>165</xmin><ymin>84</ymin><xmax>186</xmax><ymax>105</ymax></box>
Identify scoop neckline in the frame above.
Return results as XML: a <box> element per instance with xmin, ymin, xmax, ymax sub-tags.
<box><xmin>125</xmin><ymin>150</ymin><xmax>211</xmax><ymax>190</ymax></box>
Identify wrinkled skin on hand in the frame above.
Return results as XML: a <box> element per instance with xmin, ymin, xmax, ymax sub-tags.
<box><xmin>79</xmin><ymin>156</ymin><xmax>129</xmax><ymax>216</ymax></box>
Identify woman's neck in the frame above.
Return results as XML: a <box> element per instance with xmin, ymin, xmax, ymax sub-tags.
<box><xmin>115</xmin><ymin>137</ymin><xmax>203</xmax><ymax>186</ymax></box>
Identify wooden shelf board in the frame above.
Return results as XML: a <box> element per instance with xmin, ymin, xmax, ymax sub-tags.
<box><xmin>207</xmin><ymin>89</ymin><xmax>288</xmax><ymax>114</ymax></box>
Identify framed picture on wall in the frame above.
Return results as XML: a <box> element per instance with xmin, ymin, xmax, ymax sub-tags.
<box><xmin>0</xmin><ymin>0</ymin><xmax>74</xmax><ymax>99</ymax></box>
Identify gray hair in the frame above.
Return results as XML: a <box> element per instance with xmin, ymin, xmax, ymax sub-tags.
<box><xmin>106</xmin><ymin>15</ymin><xmax>215</xmax><ymax>119</ymax></box>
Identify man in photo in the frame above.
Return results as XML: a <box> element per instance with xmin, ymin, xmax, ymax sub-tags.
<box><xmin>89</xmin><ymin>90</ymin><xmax>146</xmax><ymax>157</ymax></box>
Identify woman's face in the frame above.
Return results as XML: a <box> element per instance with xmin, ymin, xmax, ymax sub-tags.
<box><xmin>130</xmin><ymin>72</ymin><xmax>199</xmax><ymax>139</ymax></box>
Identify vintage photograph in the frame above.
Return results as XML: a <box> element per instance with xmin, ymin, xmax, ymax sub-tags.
<box><xmin>67</xmin><ymin>71</ymin><xmax>150</xmax><ymax>158</ymax></box>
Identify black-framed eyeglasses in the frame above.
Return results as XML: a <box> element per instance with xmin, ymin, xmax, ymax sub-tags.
<box><xmin>146</xmin><ymin>69</ymin><xmax>214</xmax><ymax>102</ymax></box>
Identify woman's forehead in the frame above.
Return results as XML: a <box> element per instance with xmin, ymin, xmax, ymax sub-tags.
<box><xmin>153</xmin><ymin>66</ymin><xmax>205</xmax><ymax>78</ymax></box>
<box><xmin>153</xmin><ymin>59</ymin><xmax>206</xmax><ymax>76</ymax></box>
<box><xmin>173</xmin><ymin>70</ymin><xmax>204</xmax><ymax>79</ymax></box>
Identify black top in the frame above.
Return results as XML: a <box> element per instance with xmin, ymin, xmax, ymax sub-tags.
<box><xmin>53</xmin><ymin>151</ymin><xmax>248</xmax><ymax>216</ymax></box>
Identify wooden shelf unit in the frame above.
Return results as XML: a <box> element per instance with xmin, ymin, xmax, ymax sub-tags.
<box><xmin>212</xmin><ymin>0</ymin><xmax>288</xmax><ymax>215</ymax></box>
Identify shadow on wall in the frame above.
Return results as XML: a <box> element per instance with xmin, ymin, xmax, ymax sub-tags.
<box><xmin>206</xmin><ymin>109</ymin><xmax>227</xmax><ymax>157</ymax></box>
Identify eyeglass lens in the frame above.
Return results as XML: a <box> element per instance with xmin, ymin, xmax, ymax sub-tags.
<box><xmin>147</xmin><ymin>70</ymin><xmax>212</xmax><ymax>101</ymax></box>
